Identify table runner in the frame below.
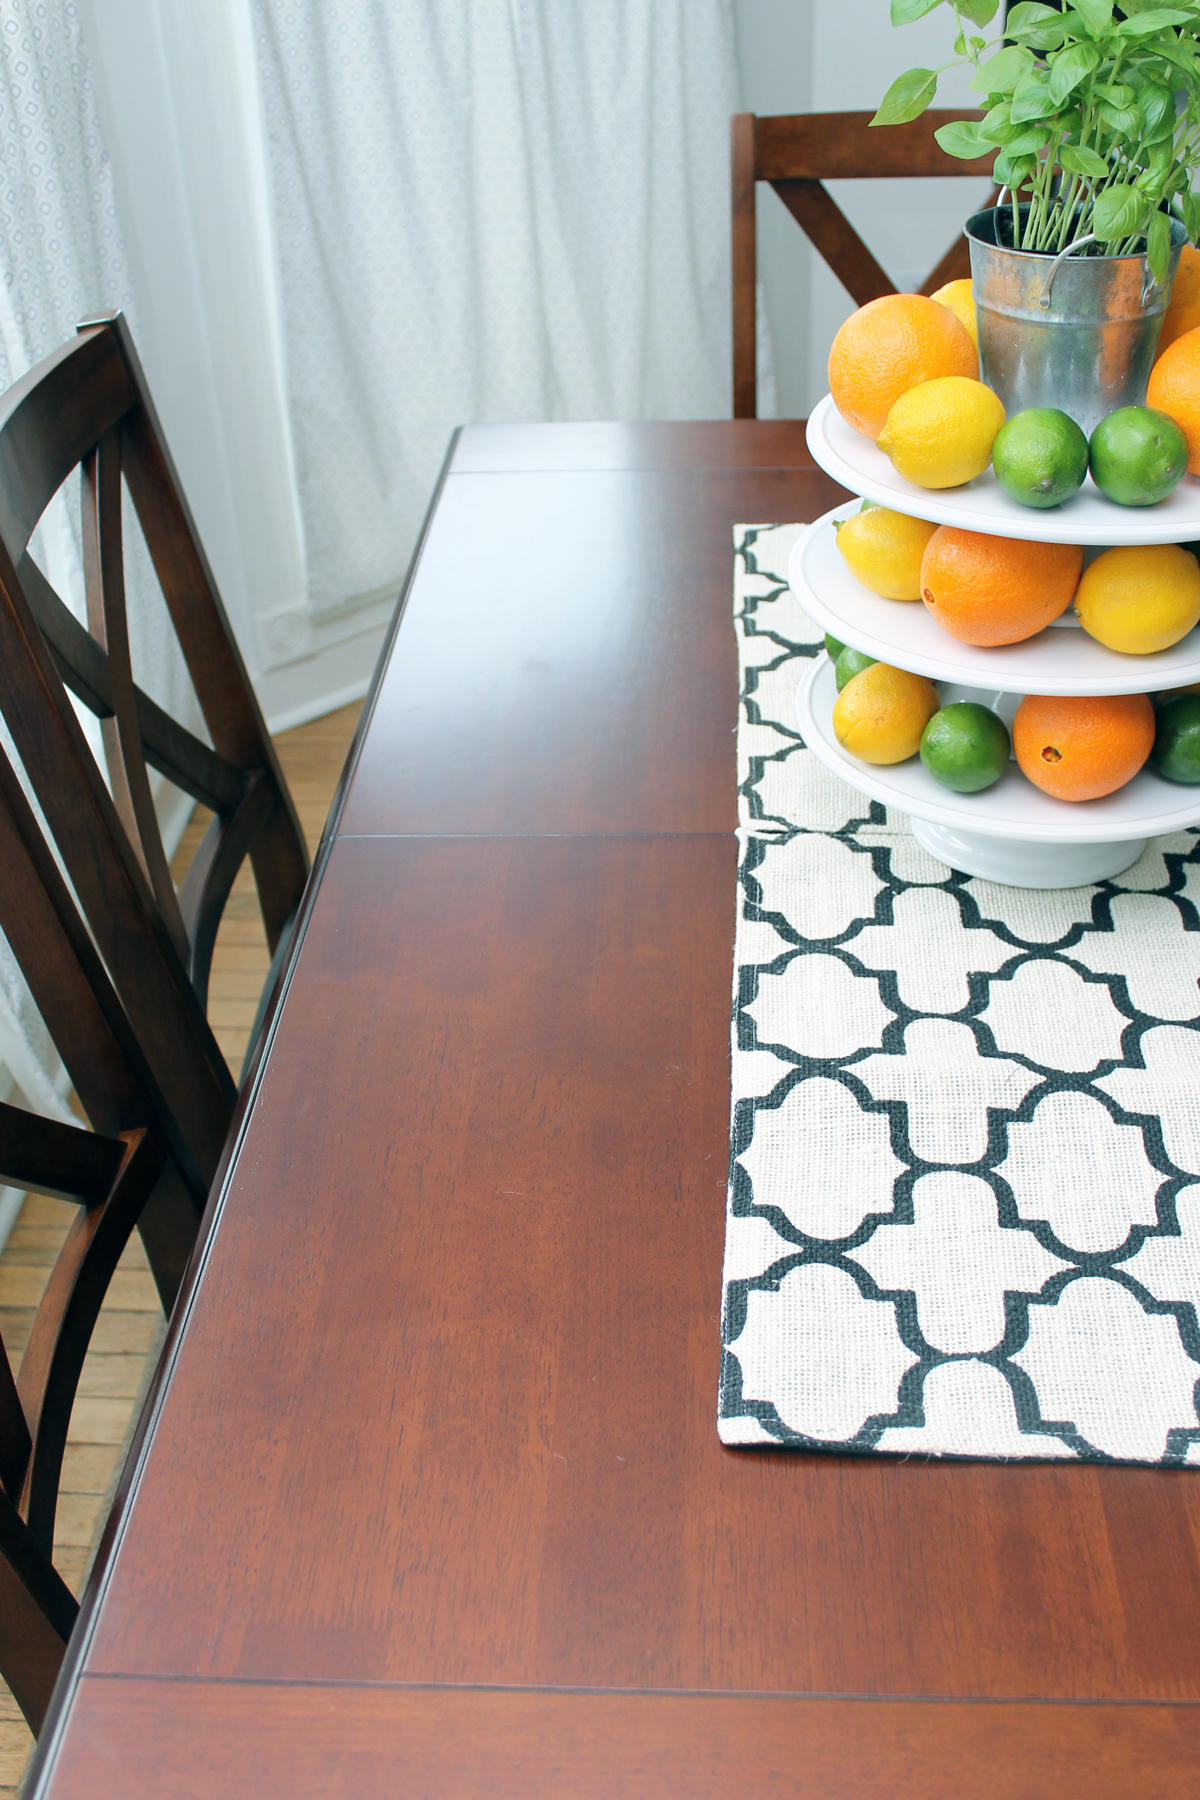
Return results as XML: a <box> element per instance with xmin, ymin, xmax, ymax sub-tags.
<box><xmin>720</xmin><ymin>523</ymin><xmax>1200</xmax><ymax>1465</ymax></box>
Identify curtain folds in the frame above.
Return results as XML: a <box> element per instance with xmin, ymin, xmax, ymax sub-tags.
<box><xmin>252</xmin><ymin>0</ymin><xmax>739</xmax><ymax>615</ymax></box>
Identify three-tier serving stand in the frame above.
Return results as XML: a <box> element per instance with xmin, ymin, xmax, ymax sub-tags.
<box><xmin>793</xmin><ymin>393</ymin><xmax>1200</xmax><ymax>889</ymax></box>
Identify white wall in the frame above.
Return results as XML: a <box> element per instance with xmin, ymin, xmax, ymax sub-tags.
<box><xmin>733</xmin><ymin>0</ymin><xmax>995</xmax><ymax>418</ymax></box>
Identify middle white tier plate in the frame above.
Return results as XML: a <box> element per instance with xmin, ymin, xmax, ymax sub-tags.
<box><xmin>796</xmin><ymin>656</ymin><xmax>1200</xmax><ymax>843</ymax></box>
<box><xmin>806</xmin><ymin>392</ymin><xmax>1200</xmax><ymax>544</ymax></box>
<box><xmin>790</xmin><ymin>508</ymin><xmax>1200</xmax><ymax>694</ymax></box>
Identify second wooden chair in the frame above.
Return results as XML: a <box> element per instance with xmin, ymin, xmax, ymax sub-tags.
<box><xmin>731</xmin><ymin>109</ymin><xmax>997</xmax><ymax>418</ymax></box>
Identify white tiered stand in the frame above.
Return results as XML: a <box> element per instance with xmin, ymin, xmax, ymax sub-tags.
<box><xmin>794</xmin><ymin>395</ymin><xmax>1200</xmax><ymax>888</ymax></box>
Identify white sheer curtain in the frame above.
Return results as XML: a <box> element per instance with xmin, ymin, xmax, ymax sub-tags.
<box><xmin>252</xmin><ymin>0</ymin><xmax>738</xmax><ymax>615</ymax></box>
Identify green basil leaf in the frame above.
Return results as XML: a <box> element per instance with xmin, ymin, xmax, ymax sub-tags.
<box><xmin>1072</xmin><ymin>0</ymin><xmax>1115</xmax><ymax>34</ymax></box>
<box><xmin>1005</xmin><ymin>2</ymin><xmax>1069</xmax><ymax>47</ymax></box>
<box><xmin>1058</xmin><ymin>143</ymin><xmax>1112</xmax><ymax>177</ymax></box>
<box><xmin>871</xmin><ymin>67</ymin><xmax>938</xmax><ymax>126</ymax></box>
<box><xmin>1139</xmin><ymin>83</ymin><xmax>1179</xmax><ymax>144</ymax></box>
<box><xmin>1047</xmin><ymin>40</ymin><xmax>1101</xmax><ymax>105</ymax></box>
<box><xmin>1099</xmin><ymin>101</ymin><xmax>1144</xmax><ymax>135</ymax></box>
<box><xmin>1093</xmin><ymin>182</ymin><xmax>1146</xmax><ymax>239</ymax></box>
<box><xmin>956</xmin><ymin>0</ymin><xmax>1000</xmax><ymax>22</ymax></box>
<box><xmin>1153</xmin><ymin>38</ymin><xmax>1200</xmax><ymax>73</ymax></box>
<box><xmin>934</xmin><ymin>120</ymin><xmax>992</xmax><ymax>158</ymax></box>
<box><xmin>1094</xmin><ymin>81</ymin><xmax>1136</xmax><ymax>104</ymax></box>
<box><xmin>1010</xmin><ymin>71</ymin><xmax>1058</xmax><ymax>122</ymax></box>
<box><xmin>993</xmin><ymin>150</ymin><xmax>1038</xmax><ymax>186</ymax></box>
<box><xmin>1006</xmin><ymin>124</ymin><xmax>1053</xmax><ymax>155</ymax></box>
<box><xmin>1183</xmin><ymin>189</ymin><xmax>1200</xmax><ymax>243</ymax></box>
<box><xmin>979</xmin><ymin>102</ymin><xmax>1016</xmax><ymax>143</ymax></box>
<box><xmin>1119</xmin><ymin>9</ymin><xmax>1195</xmax><ymax>34</ymax></box>
<box><xmin>968</xmin><ymin>44</ymin><xmax>1035</xmax><ymax>95</ymax></box>
<box><xmin>890</xmin><ymin>0</ymin><xmax>944</xmax><ymax>21</ymax></box>
<box><xmin>1147</xmin><ymin>208</ymin><xmax>1172</xmax><ymax>282</ymax></box>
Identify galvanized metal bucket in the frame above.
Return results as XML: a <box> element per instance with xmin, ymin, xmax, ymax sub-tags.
<box><xmin>965</xmin><ymin>205</ymin><xmax>1187</xmax><ymax>438</ymax></box>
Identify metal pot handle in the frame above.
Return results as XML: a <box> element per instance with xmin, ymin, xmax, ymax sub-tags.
<box><xmin>1037</xmin><ymin>234</ymin><xmax>1097</xmax><ymax>309</ymax></box>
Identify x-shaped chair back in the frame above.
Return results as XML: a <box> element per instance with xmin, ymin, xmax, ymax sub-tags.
<box><xmin>0</xmin><ymin>315</ymin><xmax>310</xmax><ymax>1245</ymax></box>
<box><xmin>732</xmin><ymin>110</ymin><xmax>997</xmax><ymax>417</ymax></box>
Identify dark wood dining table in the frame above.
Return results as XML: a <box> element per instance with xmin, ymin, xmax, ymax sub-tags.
<box><xmin>28</xmin><ymin>421</ymin><xmax>1200</xmax><ymax>1796</ymax></box>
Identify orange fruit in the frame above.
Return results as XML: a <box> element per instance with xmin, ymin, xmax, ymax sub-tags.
<box><xmin>919</xmin><ymin>527</ymin><xmax>1083</xmax><ymax>646</ymax></box>
<box><xmin>1146</xmin><ymin>326</ymin><xmax>1200</xmax><ymax>476</ymax></box>
<box><xmin>1013</xmin><ymin>693</ymin><xmax>1155</xmax><ymax>802</ymax></box>
<box><xmin>828</xmin><ymin>294</ymin><xmax>978</xmax><ymax>439</ymax></box>
<box><xmin>1157</xmin><ymin>244</ymin><xmax>1200</xmax><ymax>358</ymax></box>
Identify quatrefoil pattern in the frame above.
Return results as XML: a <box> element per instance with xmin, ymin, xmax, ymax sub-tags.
<box><xmin>721</xmin><ymin>524</ymin><xmax>1200</xmax><ymax>1465</ymax></box>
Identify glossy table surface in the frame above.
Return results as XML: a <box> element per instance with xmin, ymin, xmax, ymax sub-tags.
<box><xmin>30</xmin><ymin>423</ymin><xmax>1200</xmax><ymax>1796</ymax></box>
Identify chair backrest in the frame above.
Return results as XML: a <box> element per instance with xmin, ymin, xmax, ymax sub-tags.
<box><xmin>0</xmin><ymin>314</ymin><xmax>310</xmax><ymax>1216</ymax></box>
<box><xmin>731</xmin><ymin>110</ymin><xmax>998</xmax><ymax>418</ymax></box>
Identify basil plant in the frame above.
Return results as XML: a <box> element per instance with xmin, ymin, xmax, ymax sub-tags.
<box><xmin>873</xmin><ymin>0</ymin><xmax>1200</xmax><ymax>278</ymax></box>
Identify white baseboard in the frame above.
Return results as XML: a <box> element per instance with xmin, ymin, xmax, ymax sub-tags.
<box><xmin>255</xmin><ymin>615</ymin><xmax>390</xmax><ymax>737</ymax></box>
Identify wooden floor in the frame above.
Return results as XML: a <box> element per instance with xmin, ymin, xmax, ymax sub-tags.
<box><xmin>0</xmin><ymin>701</ymin><xmax>361</xmax><ymax>1793</ymax></box>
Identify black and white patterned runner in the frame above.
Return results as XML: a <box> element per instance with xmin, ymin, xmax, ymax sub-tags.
<box><xmin>720</xmin><ymin>524</ymin><xmax>1200</xmax><ymax>1464</ymax></box>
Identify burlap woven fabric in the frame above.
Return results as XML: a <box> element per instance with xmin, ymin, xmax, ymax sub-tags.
<box><xmin>720</xmin><ymin>523</ymin><xmax>1200</xmax><ymax>1464</ymax></box>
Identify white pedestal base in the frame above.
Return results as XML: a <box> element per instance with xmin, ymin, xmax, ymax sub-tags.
<box><xmin>911</xmin><ymin>818</ymin><xmax>1147</xmax><ymax>889</ymax></box>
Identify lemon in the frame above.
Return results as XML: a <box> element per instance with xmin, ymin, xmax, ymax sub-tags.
<box><xmin>877</xmin><ymin>377</ymin><xmax>1006</xmax><ymax>489</ymax></box>
<box><xmin>835</xmin><ymin>506</ymin><xmax>938</xmax><ymax>600</ymax></box>
<box><xmin>930</xmin><ymin>278</ymin><xmax>978</xmax><ymax>350</ymax></box>
<box><xmin>1074</xmin><ymin>544</ymin><xmax>1200</xmax><ymax>655</ymax></box>
<box><xmin>832</xmin><ymin>662</ymin><xmax>940</xmax><ymax>764</ymax></box>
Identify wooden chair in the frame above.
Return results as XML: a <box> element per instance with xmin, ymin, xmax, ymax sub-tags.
<box><xmin>731</xmin><ymin>110</ymin><xmax>998</xmax><ymax>418</ymax></box>
<box><xmin>0</xmin><ymin>312</ymin><xmax>310</xmax><ymax>1304</ymax></box>
<box><xmin>0</xmin><ymin>732</ymin><xmax>179</xmax><ymax>1733</ymax></box>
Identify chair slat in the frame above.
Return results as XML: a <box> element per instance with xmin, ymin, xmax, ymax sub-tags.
<box><xmin>0</xmin><ymin>1485</ymin><xmax>77</xmax><ymax>1736</ymax></box>
<box><xmin>106</xmin><ymin>318</ymin><xmax>308</xmax><ymax>951</ymax></box>
<box><xmin>0</xmin><ymin>1103</ymin><xmax>125</xmax><ymax>1204</ymax></box>
<box><xmin>17</xmin><ymin>1127</ymin><xmax>164</xmax><ymax>1554</ymax></box>
<box><xmin>770</xmin><ymin>178</ymin><xmax>898</xmax><ymax>309</ymax></box>
<box><xmin>0</xmin><ymin>328</ymin><xmax>134</xmax><ymax>568</ymax></box>
<box><xmin>18</xmin><ymin>552</ymin><xmax>247</xmax><ymax>815</ymax></box>
<box><xmin>82</xmin><ymin>430</ymin><xmax>191</xmax><ymax>961</ymax></box>
<box><xmin>0</xmin><ymin>1352</ymin><xmax>29</xmax><ymax>1506</ymax></box>
<box><xmin>756</xmin><ymin>109</ymin><xmax>995</xmax><ymax>182</ymax></box>
<box><xmin>731</xmin><ymin>113</ymin><xmax>758</xmax><ymax>423</ymax></box>
<box><xmin>179</xmin><ymin>770</ymin><xmax>274</xmax><ymax>1006</ymax></box>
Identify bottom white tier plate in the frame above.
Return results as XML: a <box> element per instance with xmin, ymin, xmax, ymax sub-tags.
<box><xmin>796</xmin><ymin>657</ymin><xmax>1200</xmax><ymax>887</ymax></box>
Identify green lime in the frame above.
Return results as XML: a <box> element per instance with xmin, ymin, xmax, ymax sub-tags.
<box><xmin>1151</xmin><ymin>693</ymin><xmax>1200</xmax><ymax>782</ymax></box>
<box><xmin>1088</xmin><ymin>406</ymin><xmax>1188</xmax><ymax>506</ymax></box>
<box><xmin>824</xmin><ymin>632</ymin><xmax>846</xmax><ymax>662</ymax></box>
<box><xmin>835</xmin><ymin>647</ymin><xmax>877</xmax><ymax>692</ymax></box>
<box><xmin>859</xmin><ymin>497</ymin><xmax>878</xmax><ymax>511</ymax></box>
<box><xmin>919</xmin><ymin>702</ymin><xmax>1011</xmax><ymax>793</ymax></box>
<box><xmin>991</xmin><ymin>408</ymin><xmax>1088</xmax><ymax>509</ymax></box>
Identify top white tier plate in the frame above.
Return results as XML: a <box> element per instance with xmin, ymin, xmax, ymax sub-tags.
<box><xmin>806</xmin><ymin>392</ymin><xmax>1200</xmax><ymax>545</ymax></box>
